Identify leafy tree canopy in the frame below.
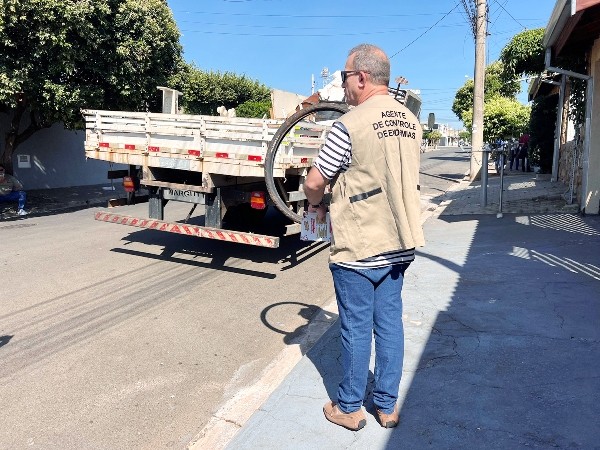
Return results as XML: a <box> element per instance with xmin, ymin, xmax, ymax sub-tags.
<box><xmin>423</xmin><ymin>129</ymin><xmax>442</xmax><ymax>141</ymax></box>
<box><xmin>500</xmin><ymin>28</ymin><xmax>546</xmax><ymax>81</ymax></box>
<box><xmin>170</xmin><ymin>63</ymin><xmax>271</xmax><ymax>116</ymax></box>
<box><xmin>458</xmin><ymin>130</ymin><xmax>471</xmax><ymax>141</ymax></box>
<box><xmin>452</xmin><ymin>61</ymin><xmax>520</xmax><ymax>120</ymax></box>
<box><xmin>236</xmin><ymin>101</ymin><xmax>271</xmax><ymax>119</ymax></box>
<box><xmin>461</xmin><ymin>95</ymin><xmax>530</xmax><ymax>142</ymax></box>
<box><xmin>0</xmin><ymin>0</ymin><xmax>182</xmax><ymax>169</ymax></box>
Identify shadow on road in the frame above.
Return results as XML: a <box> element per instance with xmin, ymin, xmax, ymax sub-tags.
<box><xmin>110</xmin><ymin>207</ymin><xmax>330</xmax><ymax>278</ymax></box>
<box><xmin>0</xmin><ymin>335</ymin><xmax>13</xmax><ymax>349</ymax></box>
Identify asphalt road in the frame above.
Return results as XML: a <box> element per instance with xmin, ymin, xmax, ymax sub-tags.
<box><xmin>1</xmin><ymin>202</ymin><xmax>335</xmax><ymax>449</ymax></box>
<box><xmin>0</xmin><ymin>146</ymin><xmax>470</xmax><ymax>449</ymax></box>
<box><xmin>419</xmin><ymin>146</ymin><xmax>471</xmax><ymax>203</ymax></box>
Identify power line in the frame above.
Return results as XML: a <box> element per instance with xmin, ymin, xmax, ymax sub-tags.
<box><xmin>491</xmin><ymin>0</ymin><xmax>527</xmax><ymax>30</ymax></box>
<box><xmin>461</xmin><ymin>0</ymin><xmax>477</xmax><ymax>39</ymax></box>
<box><xmin>178</xmin><ymin>19</ymin><xmax>468</xmax><ymax>29</ymax></box>
<box><xmin>179</xmin><ymin>26</ymin><xmax>465</xmax><ymax>37</ymax></box>
<box><xmin>179</xmin><ymin>22</ymin><xmax>469</xmax><ymax>37</ymax></box>
<box><xmin>389</xmin><ymin>1</ymin><xmax>462</xmax><ymax>59</ymax></box>
<box><xmin>173</xmin><ymin>10</ymin><xmax>466</xmax><ymax>19</ymax></box>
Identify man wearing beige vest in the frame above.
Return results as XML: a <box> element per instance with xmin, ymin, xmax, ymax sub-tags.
<box><xmin>304</xmin><ymin>43</ymin><xmax>424</xmax><ymax>431</ymax></box>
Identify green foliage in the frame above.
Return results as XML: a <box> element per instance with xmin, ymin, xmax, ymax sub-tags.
<box><xmin>458</xmin><ymin>130</ymin><xmax>471</xmax><ymax>140</ymax></box>
<box><xmin>423</xmin><ymin>129</ymin><xmax>442</xmax><ymax>142</ymax></box>
<box><xmin>529</xmin><ymin>94</ymin><xmax>558</xmax><ymax>173</ymax></box>
<box><xmin>486</xmin><ymin>61</ymin><xmax>520</xmax><ymax>98</ymax></box>
<box><xmin>553</xmin><ymin>55</ymin><xmax>588</xmax><ymax>128</ymax></box>
<box><xmin>452</xmin><ymin>61</ymin><xmax>520</xmax><ymax>120</ymax></box>
<box><xmin>170</xmin><ymin>64</ymin><xmax>271</xmax><ymax>116</ymax></box>
<box><xmin>461</xmin><ymin>96</ymin><xmax>530</xmax><ymax>142</ymax></box>
<box><xmin>0</xmin><ymin>0</ymin><xmax>182</xmax><ymax>168</ymax></box>
<box><xmin>0</xmin><ymin>0</ymin><xmax>182</xmax><ymax>126</ymax></box>
<box><xmin>500</xmin><ymin>28</ymin><xmax>546</xmax><ymax>81</ymax></box>
<box><xmin>236</xmin><ymin>100</ymin><xmax>271</xmax><ymax>118</ymax></box>
<box><xmin>452</xmin><ymin>79</ymin><xmax>474</xmax><ymax>121</ymax></box>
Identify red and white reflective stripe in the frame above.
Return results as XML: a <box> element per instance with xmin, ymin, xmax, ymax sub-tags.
<box><xmin>188</xmin><ymin>149</ymin><xmax>201</xmax><ymax>157</ymax></box>
<box><xmin>247</xmin><ymin>155</ymin><xmax>262</xmax><ymax>162</ymax></box>
<box><xmin>148</xmin><ymin>146</ymin><xmax>160</xmax><ymax>152</ymax></box>
<box><xmin>124</xmin><ymin>144</ymin><xmax>136</xmax><ymax>150</ymax></box>
<box><xmin>99</xmin><ymin>142</ymin><xmax>110</xmax><ymax>148</ymax></box>
<box><xmin>203</xmin><ymin>151</ymin><xmax>231</xmax><ymax>159</ymax></box>
<box><xmin>94</xmin><ymin>211</ymin><xmax>279</xmax><ymax>248</ymax></box>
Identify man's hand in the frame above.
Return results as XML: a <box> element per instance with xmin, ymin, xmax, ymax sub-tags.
<box><xmin>307</xmin><ymin>202</ymin><xmax>327</xmax><ymax>222</ymax></box>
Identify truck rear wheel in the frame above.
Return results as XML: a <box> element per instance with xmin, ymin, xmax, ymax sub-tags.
<box><xmin>264</xmin><ymin>102</ymin><xmax>349</xmax><ymax>223</ymax></box>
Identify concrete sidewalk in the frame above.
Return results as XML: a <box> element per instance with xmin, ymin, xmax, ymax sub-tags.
<box><xmin>0</xmin><ymin>183</ymin><xmax>138</xmax><ymax>220</ymax></box>
<box><xmin>217</xmin><ymin>173</ymin><xmax>600</xmax><ymax>449</ymax></box>
<box><xmin>433</xmin><ymin>168</ymin><xmax>579</xmax><ymax>216</ymax></box>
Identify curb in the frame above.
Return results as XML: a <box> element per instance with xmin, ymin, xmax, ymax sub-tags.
<box><xmin>187</xmin><ymin>295</ymin><xmax>339</xmax><ymax>450</ymax></box>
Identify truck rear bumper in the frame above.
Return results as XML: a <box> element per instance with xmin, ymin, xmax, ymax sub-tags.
<box><xmin>94</xmin><ymin>211</ymin><xmax>280</xmax><ymax>248</ymax></box>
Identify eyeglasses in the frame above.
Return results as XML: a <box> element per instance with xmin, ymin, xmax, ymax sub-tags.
<box><xmin>341</xmin><ymin>70</ymin><xmax>370</xmax><ymax>83</ymax></box>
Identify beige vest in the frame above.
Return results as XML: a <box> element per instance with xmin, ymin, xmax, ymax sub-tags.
<box><xmin>329</xmin><ymin>94</ymin><xmax>425</xmax><ymax>263</ymax></box>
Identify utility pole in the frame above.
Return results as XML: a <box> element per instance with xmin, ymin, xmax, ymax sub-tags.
<box><xmin>469</xmin><ymin>0</ymin><xmax>487</xmax><ymax>181</ymax></box>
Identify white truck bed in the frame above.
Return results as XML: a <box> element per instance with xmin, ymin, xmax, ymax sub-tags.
<box><xmin>83</xmin><ymin>109</ymin><xmax>330</xmax><ymax>179</ymax></box>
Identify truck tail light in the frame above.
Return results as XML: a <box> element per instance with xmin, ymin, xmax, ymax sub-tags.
<box><xmin>250</xmin><ymin>191</ymin><xmax>267</xmax><ymax>210</ymax></box>
<box><xmin>123</xmin><ymin>176</ymin><xmax>136</xmax><ymax>193</ymax></box>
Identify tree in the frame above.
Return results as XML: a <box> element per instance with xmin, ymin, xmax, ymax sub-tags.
<box><xmin>170</xmin><ymin>63</ymin><xmax>271</xmax><ymax>116</ymax></box>
<box><xmin>461</xmin><ymin>96</ymin><xmax>530</xmax><ymax>142</ymax></box>
<box><xmin>452</xmin><ymin>61</ymin><xmax>520</xmax><ymax>120</ymax></box>
<box><xmin>458</xmin><ymin>130</ymin><xmax>471</xmax><ymax>141</ymax></box>
<box><xmin>452</xmin><ymin>79</ymin><xmax>475</xmax><ymax>122</ymax></box>
<box><xmin>500</xmin><ymin>28</ymin><xmax>546</xmax><ymax>82</ymax></box>
<box><xmin>0</xmin><ymin>0</ymin><xmax>182</xmax><ymax>172</ymax></box>
<box><xmin>423</xmin><ymin>129</ymin><xmax>442</xmax><ymax>148</ymax></box>
<box><xmin>236</xmin><ymin>101</ymin><xmax>271</xmax><ymax>119</ymax></box>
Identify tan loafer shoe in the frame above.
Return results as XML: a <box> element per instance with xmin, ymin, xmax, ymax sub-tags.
<box><xmin>323</xmin><ymin>401</ymin><xmax>367</xmax><ymax>431</ymax></box>
<box><xmin>376</xmin><ymin>404</ymin><xmax>399</xmax><ymax>428</ymax></box>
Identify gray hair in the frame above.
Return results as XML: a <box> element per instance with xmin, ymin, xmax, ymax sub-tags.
<box><xmin>348</xmin><ymin>44</ymin><xmax>390</xmax><ymax>86</ymax></box>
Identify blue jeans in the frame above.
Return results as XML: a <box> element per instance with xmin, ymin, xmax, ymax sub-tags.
<box><xmin>330</xmin><ymin>262</ymin><xmax>409</xmax><ymax>414</ymax></box>
<box><xmin>0</xmin><ymin>191</ymin><xmax>26</xmax><ymax>210</ymax></box>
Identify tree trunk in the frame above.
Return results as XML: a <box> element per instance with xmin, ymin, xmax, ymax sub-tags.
<box><xmin>560</xmin><ymin>81</ymin><xmax>571</xmax><ymax>146</ymax></box>
<box><xmin>2</xmin><ymin>131</ymin><xmax>18</xmax><ymax>175</ymax></box>
<box><xmin>1</xmin><ymin>95</ymin><xmax>45</xmax><ymax>175</ymax></box>
<box><xmin>1</xmin><ymin>105</ymin><xmax>25</xmax><ymax>175</ymax></box>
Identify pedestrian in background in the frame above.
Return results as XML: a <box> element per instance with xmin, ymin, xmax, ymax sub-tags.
<box><xmin>518</xmin><ymin>133</ymin><xmax>530</xmax><ymax>172</ymax></box>
<box><xmin>0</xmin><ymin>163</ymin><xmax>27</xmax><ymax>215</ymax></box>
<box><xmin>303</xmin><ymin>43</ymin><xmax>424</xmax><ymax>431</ymax></box>
<box><xmin>509</xmin><ymin>139</ymin><xmax>520</xmax><ymax>171</ymax></box>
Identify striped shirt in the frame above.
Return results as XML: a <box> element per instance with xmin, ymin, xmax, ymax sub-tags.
<box><xmin>313</xmin><ymin>122</ymin><xmax>415</xmax><ymax>269</ymax></box>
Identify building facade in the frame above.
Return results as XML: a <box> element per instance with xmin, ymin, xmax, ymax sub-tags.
<box><xmin>534</xmin><ymin>0</ymin><xmax>600</xmax><ymax>214</ymax></box>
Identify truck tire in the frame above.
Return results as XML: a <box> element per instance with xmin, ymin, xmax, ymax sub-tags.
<box><xmin>264</xmin><ymin>102</ymin><xmax>349</xmax><ymax>223</ymax></box>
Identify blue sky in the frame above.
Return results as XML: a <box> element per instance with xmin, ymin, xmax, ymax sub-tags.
<box><xmin>166</xmin><ymin>0</ymin><xmax>555</xmax><ymax>129</ymax></box>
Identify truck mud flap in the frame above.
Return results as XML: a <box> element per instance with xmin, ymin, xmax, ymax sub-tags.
<box><xmin>94</xmin><ymin>211</ymin><xmax>279</xmax><ymax>248</ymax></box>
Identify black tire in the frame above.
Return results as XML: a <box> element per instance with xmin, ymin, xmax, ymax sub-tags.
<box><xmin>264</xmin><ymin>102</ymin><xmax>349</xmax><ymax>223</ymax></box>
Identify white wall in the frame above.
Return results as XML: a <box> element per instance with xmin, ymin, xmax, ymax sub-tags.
<box><xmin>586</xmin><ymin>39</ymin><xmax>600</xmax><ymax>214</ymax></box>
<box><xmin>1</xmin><ymin>117</ymin><xmax>126</xmax><ymax>190</ymax></box>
